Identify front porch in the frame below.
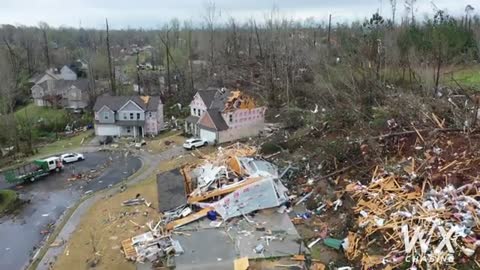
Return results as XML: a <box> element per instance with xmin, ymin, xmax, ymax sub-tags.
<box><xmin>120</xmin><ymin>125</ymin><xmax>144</xmax><ymax>138</ymax></box>
<box><xmin>184</xmin><ymin>115</ymin><xmax>200</xmax><ymax>136</ymax></box>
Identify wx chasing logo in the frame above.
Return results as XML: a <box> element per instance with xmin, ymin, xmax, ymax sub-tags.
<box><xmin>401</xmin><ymin>224</ymin><xmax>459</xmax><ymax>263</ymax></box>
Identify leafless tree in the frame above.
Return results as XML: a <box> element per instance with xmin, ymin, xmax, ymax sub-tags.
<box><xmin>390</xmin><ymin>0</ymin><xmax>397</xmax><ymax>24</ymax></box>
<box><xmin>105</xmin><ymin>18</ymin><xmax>116</xmax><ymax>95</ymax></box>
<box><xmin>39</xmin><ymin>22</ymin><xmax>50</xmax><ymax>68</ymax></box>
<box><xmin>404</xmin><ymin>0</ymin><xmax>417</xmax><ymax>24</ymax></box>
<box><xmin>203</xmin><ymin>1</ymin><xmax>221</xmax><ymax>72</ymax></box>
<box><xmin>465</xmin><ymin>5</ymin><xmax>475</xmax><ymax>30</ymax></box>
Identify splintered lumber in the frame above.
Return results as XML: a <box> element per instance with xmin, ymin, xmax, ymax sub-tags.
<box><xmin>234</xmin><ymin>257</ymin><xmax>250</xmax><ymax>270</ymax></box>
<box><xmin>187</xmin><ymin>177</ymin><xmax>260</xmax><ymax>203</ymax></box>
<box><xmin>165</xmin><ymin>207</ymin><xmax>213</xmax><ymax>230</ymax></box>
<box><xmin>121</xmin><ymin>238</ymin><xmax>137</xmax><ymax>260</ymax></box>
<box><xmin>181</xmin><ymin>166</ymin><xmax>193</xmax><ymax>195</ymax></box>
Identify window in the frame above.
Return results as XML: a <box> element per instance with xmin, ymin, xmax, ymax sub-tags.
<box><xmin>137</xmin><ymin>113</ymin><xmax>141</xmax><ymax>120</ymax></box>
<box><xmin>229</xmin><ymin>114</ymin><xmax>233</xmax><ymax>123</ymax></box>
<box><xmin>193</xmin><ymin>108</ymin><xmax>197</xmax><ymax>115</ymax></box>
<box><xmin>130</xmin><ymin>113</ymin><xmax>134</xmax><ymax>120</ymax></box>
<box><xmin>127</xmin><ymin>127</ymin><xmax>131</xmax><ymax>133</ymax></box>
<box><xmin>123</xmin><ymin>113</ymin><xmax>127</xmax><ymax>120</ymax></box>
<box><xmin>103</xmin><ymin>111</ymin><xmax>109</xmax><ymax>120</ymax></box>
<box><xmin>198</xmin><ymin>110</ymin><xmax>202</xmax><ymax>116</ymax></box>
<box><xmin>149</xmin><ymin>112</ymin><xmax>153</xmax><ymax>118</ymax></box>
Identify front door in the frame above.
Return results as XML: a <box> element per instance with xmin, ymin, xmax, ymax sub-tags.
<box><xmin>139</xmin><ymin>126</ymin><xmax>143</xmax><ymax>137</ymax></box>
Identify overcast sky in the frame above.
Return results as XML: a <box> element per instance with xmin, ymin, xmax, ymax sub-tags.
<box><xmin>0</xmin><ymin>0</ymin><xmax>477</xmax><ymax>29</ymax></box>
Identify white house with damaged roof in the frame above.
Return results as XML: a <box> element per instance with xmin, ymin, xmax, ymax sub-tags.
<box><xmin>185</xmin><ymin>88</ymin><xmax>266</xmax><ymax>144</ymax></box>
<box><xmin>30</xmin><ymin>64</ymin><xmax>93</xmax><ymax>109</ymax></box>
<box><xmin>93</xmin><ymin>96</ymin><xmax>164</xmax><ymax>138</ymax></box>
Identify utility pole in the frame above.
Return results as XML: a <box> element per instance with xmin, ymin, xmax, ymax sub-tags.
<box><xmin>106</xmin><ymin>18</ymin><xmax>116</xmax><ymax>95</ymax></box>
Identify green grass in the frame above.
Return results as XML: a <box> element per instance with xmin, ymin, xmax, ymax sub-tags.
<box><xmin>0</xmin><ymin>189</ymin><xmax>17</xmax><ymax>213</ymax></box>
<box><xmin>34</xmin><ymin>130</ymin><xmax>94</xmax><ymax>158</ymax></box>
<box><xmin>0</xmin><ymin>130</ymin><xmax>94</xmax><ymax>171</ymax></box>
<box><xmin>447</xmin><ymin>66</ymin><xmax>480</xmax><ymax>90</ymax></box>
<box><xmin>15</xmin><ymin>103</ymin><xmax>68</xmax><ymax>123</ymax></box>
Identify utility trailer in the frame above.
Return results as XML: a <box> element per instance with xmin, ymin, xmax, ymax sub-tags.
<box><xmin>3</xmin><ymin>157</ymin><xmax>63</xmax><ymax>184</ymax></box>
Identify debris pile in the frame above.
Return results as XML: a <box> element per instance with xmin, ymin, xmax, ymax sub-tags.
<box><xmin>340</xmin><ymin>132</ymin><xmax>480</xmax><ymax>269</ymax></box>
<box><xmin>122</xmin><ymin>143</ymin><xmax>301</xmax><ymax>267</ymax></box>
<box><xmin>345</xmin><ymin>169</ymin><xmax>480</xmax><ymax>268</ymax></box>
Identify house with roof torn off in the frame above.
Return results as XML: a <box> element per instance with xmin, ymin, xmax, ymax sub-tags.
<box><xmin>93</xmin><ymin>96</ymin><xmax>164</xmax><ymax>138</ymax></box>
<box><xmin>184</xmin><ymin>88</ymin><xmax>266</xmax><ymax>144</ymax></box>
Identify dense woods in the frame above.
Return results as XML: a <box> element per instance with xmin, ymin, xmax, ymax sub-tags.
<box><xmin>0</xmin><ymin>4</ymin><xmax>479</xmax><ymax>157</ymax></box>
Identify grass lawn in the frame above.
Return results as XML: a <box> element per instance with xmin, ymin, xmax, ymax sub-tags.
<box><xmin>34</xmin><ymin>130</ymin><xmax>94</xmax><ymax>158</ymax></box>
<box><xmin>0</xmin><ymin>189</ymin><xmax>18</xmax><ymax>214</ymax></box>
<box><xmin>52</xmin><ymin>152</ymin><xmax>201</xmax><ymax>270</ymax></box>
<box><xmin>0</xmin><ymin>130</ymin><xmax>94</xmax><ymax>171</ymax></box>
<box><xmin>145</xmin><ymin>130</ymin><xmax>184</xmax><ymax>154</ymax></box>
<box><xmin>15</xmin><ymin>103</ymin><xmax>69</xmax><ymax>124</ymax></box>
<box><xmin>446</xmin><ymin>66</ymin><xmax>480</xmax><ymax>90</ymax></box>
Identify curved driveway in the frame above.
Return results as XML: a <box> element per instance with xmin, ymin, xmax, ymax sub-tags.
<box><xmin>0</xmin><ymin>151</ymin><xmax>142</xmax><ymax>270</ymax></box>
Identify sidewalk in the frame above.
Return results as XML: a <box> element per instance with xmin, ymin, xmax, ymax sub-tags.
<box><xmin>36</xmin><ymin>145</ymin><xmax>185</xmax><ymax>270</ymax></box>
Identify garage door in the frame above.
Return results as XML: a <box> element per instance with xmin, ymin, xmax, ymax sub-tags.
<box><xmin>96</xmin><ymin>125</ymin><xmax>119</xmax><ymax>136</ymax></box>
<box><xmin>200</xmin><ymin>128</ymin><xmax>217</xmax><ymax>144</ymax></box>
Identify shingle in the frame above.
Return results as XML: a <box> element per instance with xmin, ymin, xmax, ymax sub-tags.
<box><xmin>198</xmin><ymin>89</ymin><xmax>217</xmax><ymax>108</ymax></box>
<box><xmin>206</xmin><ymin>109</ymin><xmax>229</xmax><ymax>131</ymax></box>
<box><xmin>93</xmin><ymin>95</ymin><xmax>161</xmax><ymax>112</ymax></box>
<box><xmin>197</xmin><ymin>88</ymin><xmax>232</xmax><ymax>110</ymax></box>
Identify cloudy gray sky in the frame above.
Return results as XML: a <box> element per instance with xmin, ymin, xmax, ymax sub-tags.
<box><xmin>0</xmin><ymin>0</ymin><xmax>476</xmax><ymax>29</ymax></box>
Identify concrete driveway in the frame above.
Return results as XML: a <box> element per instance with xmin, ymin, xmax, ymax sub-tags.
<box><xmin>0</xmin><ymin>151</ymin><xmax>142</xmax><ymax>270</ymax></box>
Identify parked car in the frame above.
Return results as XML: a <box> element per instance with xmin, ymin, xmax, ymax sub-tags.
<box><xmin>183</xmin><ymin>138</ymin><xmax>208</xmax><ymax>150</ymax></box>
<box><xmin>60</xmin><ymin>153</ymin><xmax>85</xmax><ymax>163</ymax></box>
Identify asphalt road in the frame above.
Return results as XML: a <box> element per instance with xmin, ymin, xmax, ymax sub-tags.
<box><xmin>0</xmin><ymin>151</ymin><xmax>142</xmax><ymax>270</ymax></box>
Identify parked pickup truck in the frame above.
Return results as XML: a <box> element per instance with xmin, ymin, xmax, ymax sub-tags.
<box><xmin>3</xmin><ymin>157</ymin><xmax>63</xmax><ymax>184</ymax></box>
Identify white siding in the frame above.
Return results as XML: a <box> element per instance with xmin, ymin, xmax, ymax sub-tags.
<box><xmin>200</xmin><ymin>128</ymin><xmax>217</xmax><ymax>144</ymax></box>
<box><xmin>60</xmin><ymin>66</ymin><xmax>77</xmax><ymax>80</ymax></box>
<box><xmin>95</xmin><ymin>125</ymin><xmax>120</xmax><ymax>136</ymax></box>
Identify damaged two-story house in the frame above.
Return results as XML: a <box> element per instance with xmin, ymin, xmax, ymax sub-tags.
<box><xmin>185</xmin><ymin>88</ymin><xmax>266</xmax><ymax>144</ymax></box>
<box><xmin>31</xmin><ymin>79</ymin><xmax>90</xmax><ymax>109</ymax></box>
<box><xmin>93</xmin><ymin>96</ymin><xmax>164</xmax><ymax>138</ymax></box>
<box><xmin>30</xmin><ymin>65</ymin><xmax>91</xmax><ymax>109</ymax></box>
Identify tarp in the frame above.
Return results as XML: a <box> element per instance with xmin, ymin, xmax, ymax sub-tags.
<box><xmin>198</xmin><ymin>177</ymin><xmax>288</xmax><ymax>220</ymax></box>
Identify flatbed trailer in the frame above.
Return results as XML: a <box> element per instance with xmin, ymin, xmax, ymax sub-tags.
<box><xmin>3</xmin><ymin>158</ymin><xmax>63</xmax><ymax>184</ymax></box>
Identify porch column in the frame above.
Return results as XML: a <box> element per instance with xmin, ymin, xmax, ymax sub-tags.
<box><xmin>133</xmin><ymin>126</ymin><xmax>137</xmax><ymax>138</ymax></box>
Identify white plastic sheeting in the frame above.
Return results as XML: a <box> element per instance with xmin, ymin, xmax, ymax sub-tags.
<box><xmin>198</xmin><ymin>177</ymin><xmax>289</xmax><ymax>220</ymax></box>
<box><xmin>192</xmin><ymin>164</ymin><xmax>227</xmax><ymax>189</ymax></box>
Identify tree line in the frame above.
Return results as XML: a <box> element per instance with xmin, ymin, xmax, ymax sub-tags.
<box><xmin>0</xmin><ymin>2</ymin><xmax>479</xmax><ymax>156</ymax></box>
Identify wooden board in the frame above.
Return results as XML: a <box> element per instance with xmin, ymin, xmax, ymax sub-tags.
<box><xmin>165</xmin><ymin>207</ymin><xmax>213</xmax><ymax>230</ymax></box>
<box><xmin>233</xmin><ymin>257</ymin><xmax>249</xmax><ymax>270</ymax></box>
<box><xmin>187</xmin><ymin>177</ymin><xmax>260</xmax><ymax>203</ymax></box>
<box><xmin>121</xmin><ymin>238</ymin><xmax>137</xmax><ymax>259</ymax></box>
